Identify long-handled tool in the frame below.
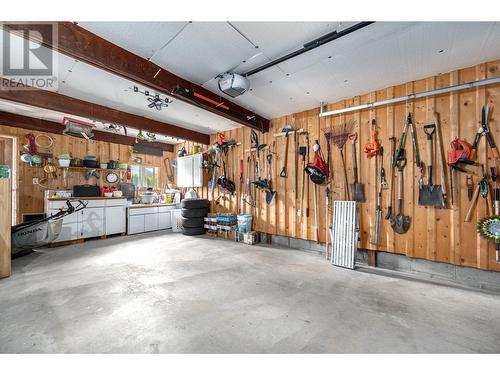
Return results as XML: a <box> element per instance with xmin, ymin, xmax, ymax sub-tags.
<box><xmin>371</xmin><ymin>146</ymin><xmax>385</xmax><ymax>245</ymax></box>
<box><xmin>390</xmin><ymin>156</ymin><xmax>411</xmax><ymax>234</ymax></box>
<box><xmin>265</xmin><ymin>153</ymin><xmax>276</xmax><ymax>205</ymax></box>
<box><xmin>385</xmin><ymin>137</ymin><xmax>397</xmax><ymax>220</ymax></box>
<box><xmin>348</xmin><ymin>132</ymin><xmax>365</xmax><ymax>202</ymax></box>
<box><xmin>280</xmin><ymin>126</ymin><xmax>293</xmax><ymax>177</ymax></box>
<box><xmin>243</xmin><ymin>156</ymin><xmax>256</xmax><ymax>208</ymax></box>
<box><xmin>332</xmin><ymin>120</ymin><xmax>355</xmax><ymax>200</ymax></box>
<box><xmin>298</xmin><ymin>144</ymin><xmax>308</xmax><ymax>218</ymax></box>
<box><xmin>470</xmin><ymin>104</ymin><xmax>499</xmax><ymax>160</ymax></box>
<box><xmin>492</xmin><ymin>167</ymin><xmax>500</xmax><ymax>262</ymax></box>
<box><xmin>464</xmin><ymin>165</ymin><xmax>486</xmax><ymax>222</ymax></box>
<box><xmin>313</xmin><ymin>183</ymin><xmax>319</xmax><ymax>243</ymax></box>
<box><xmin>418</xmin><ymin>124</ymin><xmax>445</xmax><ymax>207</ymax></box>
<box><xmin>395</xmin><ymin>112</ymin><xmax>422</xmax><ymax>173</ymax></box>
<box><xmin>433</xmin><ymin>112</ymin><xmax>448</xmax><ymax>206</ymax></box>
<box><xmin>325</xmin><ymin>186</ymin><xmax>331</xmax><ymax>259</ymax></box>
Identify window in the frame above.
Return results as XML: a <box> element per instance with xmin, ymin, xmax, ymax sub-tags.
<box><xmin>130</xmin><ymin>165</ymin><xmax>160</xmax><ymax>189</ymax></box>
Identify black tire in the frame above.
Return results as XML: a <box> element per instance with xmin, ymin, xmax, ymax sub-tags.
<box><xmin>182</xmin><ymin>227</ymin><xmax>206</xmax><ymax>236</ymax></box>
<box><xmin>181</xmin><ymin>207</ymin><xmax>208</xmax><ymax>218</ymax></box>
<box><xmin>181</xmin><ymin>217</ymin><xmax>205</xmax><ymax>228</ymax></box>
<box><xmin>181</xmin><ymin>198</ymin><xmax>209</xmax><ymax>209</ymax></box>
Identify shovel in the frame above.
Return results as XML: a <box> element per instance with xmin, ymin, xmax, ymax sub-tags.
<box><xmin>418</xmin><ymin>124</ymin><xmax>445</xmax><ymax>207</ymax></box>
<box><xmin>390</xmin><ymin>157</ymin><xmax>411</xmax><ymax>234</ymax></box>
<box><xmin>349</xmin><ymin>133</ymin><xmax>365</xmax><ymax>202</ymax></box>
<box><xmin>265</xmin><ymin>153</ymin><xmax>276</xmax><ymax>205</ymax></box>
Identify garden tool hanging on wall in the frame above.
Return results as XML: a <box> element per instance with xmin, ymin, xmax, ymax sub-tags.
<box><xmin>332</xmin><ymin>119</ymin><xmax>355</xmax><ymax>200</ymax></box>
<box><xmin>252</xmin><ymin>153</ymin><xmax>276</xmax><ymax>205</ymax></box>
<box><xmin>465</xmin><ymin>164</ymin><xmax>487</xmax><ymax>222</ymax></box>
<box><xmin>279</xmin><ymin>126</ymin><xmax>293</xmax><ymax>178</ymax></box>
<box><xmin>470</xmin><ymin>104</ymin><xmax>499</xmax><ymax>160</ymax></box>
<box><xmin>385</xmin><ymin>136</ymin><xmax>397</xmax><ymax>220</ymax></box>
<box><xmin>348</xmin><ymin>132</ymin><xmax>365</xmax><ymax>202</ymax></box>
<box><xmin>418</xmin><ymin>124</ymin><xmax>445</xmax><ymax>207</ymax></box>
<box><xmin>243</xmin><ymin>155</ymin><xmax>256</xmax><ymax>208</ymax></box>
<box><xmin>394</xmin><ymin>113</ymin><xmax>423</xmax><ymax>184</ymax></box>
<box><xmin>251</xmin><ymin>129</ymin><xmax>267</xmax><ymax>178</ymax></box>
<box><xmin>305</xmin><ymin>140</ymin><xmax>328</xmax><ymax>185</ymax></box>
<box><xmin>390</xmin><ymin>156</ymin><xmax>411</xmax><ymax>234</ymax></box>
<box><xmin>217</xmin><ymin>145</ymin><xmax>235</xmax><ymax>195</ymax></box>
<box><xmin>305</xmin><ymin>140</ymin><xmax>326</xmax><ymax>243</ymax></box>
<box><xmin>371</xmin><ymin>147</ymin><xmax>385</xmax><ymax>245</ymax></box>
<box><xmin>478</xmin><ymin>166</ymin><xmax>500</xmax><ymax>263</ymax></box>
<box><xmin>363</xmin><ymin>119</ymin><xmax>381</xmax><ymax>159</ymax></box>
<box><xmin>297</xmin><ymin>143</ymin><xmax>308</xmax><ymax>218</ymax></box>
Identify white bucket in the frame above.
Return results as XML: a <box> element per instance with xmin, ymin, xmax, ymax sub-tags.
<box><xmin>237</xmin><ymin>214</ymin><xmax>253</xmax><ymax>233</ymax></box>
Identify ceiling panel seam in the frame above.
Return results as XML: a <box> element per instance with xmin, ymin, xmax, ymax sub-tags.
<box><xmin>148</xmin><ymin>21</ymin><xmax>192</xmax><ymax>61</ymax></box>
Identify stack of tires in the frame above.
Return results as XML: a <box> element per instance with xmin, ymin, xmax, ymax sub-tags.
<box><xmin>180</xmin><ymin>198</ymin><xmax>209</xmax><ymax>236</ymax></box>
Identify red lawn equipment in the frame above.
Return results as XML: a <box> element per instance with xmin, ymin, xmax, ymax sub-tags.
<box><xmin>305</xmin><ymin>140</ymin><xmax>329</xmax><ymax>185</ymax></box>
<box><xmin>363</xmin><ymin>119</ymin><xmax>381</xmax><ymax>159</ymax></box>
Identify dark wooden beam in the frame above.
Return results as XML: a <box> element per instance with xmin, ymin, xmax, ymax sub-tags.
<box><xmin>4</xmin><ymin>22</ymin><xmax>270</xmax><ymax>132</ymax></box>
<box><xmin>0</xmin><ymin>110</ymin><xmax>174</xmax><ymax>152</ymax></box>
<box><xmin>0</xmin><ymin>81</ymin><xmax>209</xmax><ymax>145</ymax></box>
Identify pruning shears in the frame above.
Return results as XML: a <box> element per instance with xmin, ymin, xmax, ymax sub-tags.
<box><xmin>470</xmin><ymin>105</ymin><xmax>499</xmax><ymax>160</ymax></box>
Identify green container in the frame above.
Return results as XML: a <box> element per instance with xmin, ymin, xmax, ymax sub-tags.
<box><xmin>0</xmin><ymin>165</ymin><xmax>10</xmax><ymax>179</ymax></box>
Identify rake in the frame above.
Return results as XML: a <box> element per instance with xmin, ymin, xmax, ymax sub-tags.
<box><xmin>332</xmin><ymin>119</ymin><xmax>356</xmax><ymax>200</ymax></box>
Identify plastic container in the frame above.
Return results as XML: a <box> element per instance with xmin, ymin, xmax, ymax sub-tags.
<box><xmin>237</xmin><ymin>214</ymin><xmax>253</xmax><ymax>233</ymax></box>
<box><xmin>0</xmin><ymin>165</ymin><xmax>10</xmax><ymax>179</ymax></box>
<box><xmin>58</xmin><ymin>159</ymin><xmax>71</xmax><ymax>167</ymax></box>
<box><xmin>171</xmin><ymin>209</ymin><xmax>183</xmax><ymax>232</ymax></box>
<box><xmin>100</xmin><ymin>163</ymin><xmax>108</xmax><ymax>169</ymax></box>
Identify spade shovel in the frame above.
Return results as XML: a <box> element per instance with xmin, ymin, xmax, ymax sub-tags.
<box><xmin>418</xmin><ymin>124</ymin><xmax>445</xmax><ymax>207</ymax></box>
<box><xmin>390</xmin><ymin>157</ymin><xmax>411</xmax><ymax>234</ymax></box>
<box><xmin>349</xmin><ymin>133</ymin><xmax>365</xmax><ymax>202</ymax></box>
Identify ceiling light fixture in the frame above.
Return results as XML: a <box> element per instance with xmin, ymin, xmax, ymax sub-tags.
<box><xmin>133</xmin><ymin>86</ymin><xmax>173</xmax><ymax>111</ymax></box>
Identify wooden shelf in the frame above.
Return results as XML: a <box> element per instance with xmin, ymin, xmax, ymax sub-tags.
<box><xmin>58</xmin><ymin>166</ymin><xmax>126</xmax><ymax>172</ymax></box>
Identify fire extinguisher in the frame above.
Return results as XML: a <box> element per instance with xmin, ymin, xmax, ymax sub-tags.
<box><xmin>126</xmin><ymin>165</ymin><xmax>131</xmax><ymax>182</ymax></box>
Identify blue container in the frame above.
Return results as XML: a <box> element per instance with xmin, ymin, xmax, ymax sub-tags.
<box><xmin>237</xmin><ymin>214</ymin><xmax>253</xmax><ymax>233</ymax></box>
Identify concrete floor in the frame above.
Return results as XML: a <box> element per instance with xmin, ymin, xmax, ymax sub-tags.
<box><xmin>1</xmin><ymin>231</ymin><xmax>500</xmax><ymax>353</ymax></box>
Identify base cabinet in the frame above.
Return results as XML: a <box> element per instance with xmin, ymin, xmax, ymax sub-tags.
<box><xmin>128</xmin><ymin>215</ymin><xmax>145</xmax><ymax>234</ymax></box>
<box><xmin>81</xmin><ymin>207</ymin><xmax>105</xmax><ymax>238</ymax></box>
<box><xmin>128</xmin><ymin>206</ymin><xmax>174</xmax><ymax>234</ymax></box>
<box><xmin>46</xmin><ymin>199</ymin><xmax>126</xmax><ymax>243</ymax></box>
<box><xmin>105</xmin><ymin>206</ymin><xmax>126</xmax><ymax>235</ymax></box>
<box><xmin>158</xmin><ymin>212</ymin><xmax>171</xmax><ymax>230</ymax></box>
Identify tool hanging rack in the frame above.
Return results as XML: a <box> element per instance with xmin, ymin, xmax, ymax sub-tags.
<box><xmin>318</xmin><ymin>76</ymin><xmax>500</xmax><ymax>118</ymax></box>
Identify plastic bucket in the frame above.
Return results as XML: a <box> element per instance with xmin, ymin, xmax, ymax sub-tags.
<box><xmin>237</xmin><ymin>214</ymin><xmax>253</xmax><ymax>233</ymax></box>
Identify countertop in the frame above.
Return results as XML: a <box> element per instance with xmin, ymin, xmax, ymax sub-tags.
<box><xmin>128</xmin><ymin>203</ymin><xmax>177</xmax><ymax>209</ymax></box>
<box><xmin>47</xmin><ymin>196</ymin><xmax>126</xmax><ymax>201</ymax></box>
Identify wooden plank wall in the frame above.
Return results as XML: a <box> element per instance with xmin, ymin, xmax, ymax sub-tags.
<box><xmin>175</xmin><ymin>59</ymin><xmax>500</xmax><ymax>272</ymax></box>
<box><xmin>0</xmin><ymin>124</ymin><xmax>176</xmax><ymax>223</ymax></box>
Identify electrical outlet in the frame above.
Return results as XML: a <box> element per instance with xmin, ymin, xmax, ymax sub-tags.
<box><xmin>33</xmin><ymin>178</ymin><xmax>39</xmax><ymax>185</ymax></box>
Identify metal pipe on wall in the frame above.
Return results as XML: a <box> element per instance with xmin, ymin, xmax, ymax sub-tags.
<box><xmin>319</xmin><ymin>76</ymin><xmax>500</xmax><ymax>118</ymax></box>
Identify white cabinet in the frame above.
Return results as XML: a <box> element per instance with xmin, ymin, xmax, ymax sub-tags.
<box><xmin>127</xmin><ymin>205</ymin><xmax>174</xmax><ymax>234</ymax></box>
<box><xmin>128</xmin><ymin>215</ymin><xmax>145</xmax><ymax>235</ymax></box>
<box><xmin>47</xmin><ymin>199</ymin><xmax>127</xmax><ymax>243</ymax></box>
<box><xmin>158</xmin><ymin>212</ymin><xmax>171</xmax><ymax>230</ymax></box>
<box><xmin>176</xmin><ymin>153</ymin><xmax>203</xmax><ymax>188</ymax></box>
<box><xmin>81</xmin><ymin>207</ymin><xmax>105</xmax><ymax>238</ymax></box>
<box><xmin>105</xmin><ymin>206</ymin><xmax>126</xmax><ymax>235</ymax></box>
<box><xmin>144</xmin><ymin>213</ymin><xmax>158</xmax><ymax>232</ymax></box>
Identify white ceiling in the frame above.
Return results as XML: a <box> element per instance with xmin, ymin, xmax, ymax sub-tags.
<box><xmin>79</xmin><ymin>21</ymin><xmax>500</xmax><ymax>118</ymax></box>
<box><xmin>0</xmin><ymin>99</ymin><xmax>184</xmax><ymax>144</ymax></box>
<box><xmin>2</xmin><ymin>22</ymin><xmax>500</xmax><ymax>135</ymax></box>
<box><xmin>0</xmin><ymin>26</ymin><xmax>241</xmax><ymax>137</ymax></box>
